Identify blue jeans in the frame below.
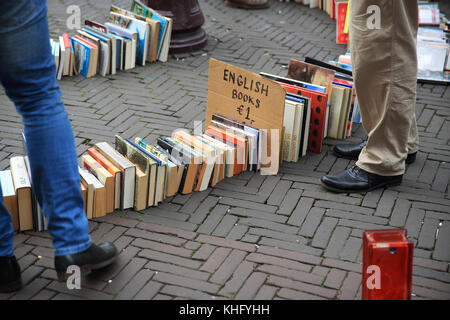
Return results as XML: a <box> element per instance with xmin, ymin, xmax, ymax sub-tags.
<box><xmin>0</xmin><ymin>0</ymin><xmax>92</xmax><ymax>257</ymax></box>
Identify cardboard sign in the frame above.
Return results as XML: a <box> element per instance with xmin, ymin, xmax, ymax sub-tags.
<box><xmin>206</xmin><ymin>58</ymin><xmax>286</xmax><ymax>175</ymax></box>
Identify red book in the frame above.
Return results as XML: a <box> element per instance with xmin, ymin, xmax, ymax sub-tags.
<box><xmin>279</xmin><ymin>82</ymin><xmax>328</xmax><ymax>154</ymax></box>
<box><xmin>336</xmin><ymin>1</ymin><xmax>349</xmax><ymax>44</ymax></box>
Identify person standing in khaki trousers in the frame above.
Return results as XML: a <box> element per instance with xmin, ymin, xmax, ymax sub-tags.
<box><xmin>321</xmin><ymin>0</ymin><xmax>419</xmax><ymax>193</ymax></box>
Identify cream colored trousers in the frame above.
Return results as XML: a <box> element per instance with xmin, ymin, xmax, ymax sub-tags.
<box><xmin>350</xmin><ymin>0</ymin><xmax>419</xmax><ymax>176</ymax></box>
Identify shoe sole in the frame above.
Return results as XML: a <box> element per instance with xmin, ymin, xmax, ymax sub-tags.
<box><xmin>319</xmin><ymin>178</ymin><xmax>402</xmax><ymax>194</ymax></box>
<box><xmin>225</xmin><ymin>1</ymin><xmax>269</xmax><ymax>9</ymax></box>
<box><xmin>56</xmin><ymin>252</ymin><xmax>119</xmax><ymax>282</ymax></box>
<box><xmin>0</xmin><ymin>277</ymin><xmax>23</xmax><ymax>293</ymax></box>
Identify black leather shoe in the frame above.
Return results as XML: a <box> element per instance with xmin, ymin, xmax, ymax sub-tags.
<box><xmin>333</xmin><ymin>140</ymin><xmax>417</xmax><ymax>164</ymax></box>
<box><xmin>54</xmin><ymin>242</ymin><xmax>118</xmax><ymax>281</ymax></box>
<box><xmin>320</xmin><ymin>165</ymin><xmax>403</xmax><ymax>193</ymax></box>
<box><xmin>0</xmin><ymin>256</ymin><xmax>22</xmax><ymax>293</ymax></box>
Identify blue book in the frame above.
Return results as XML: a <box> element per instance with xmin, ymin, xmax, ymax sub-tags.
<box><xmin>70</xmin><ymin>37</ymin><xmax>91</xmax><ymax>78</ymax></box>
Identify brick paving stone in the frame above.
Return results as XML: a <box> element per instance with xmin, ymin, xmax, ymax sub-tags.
<box><xmin>277</xmin><ymin>288</ymin><xmax>325</xmax><ymax>300</ymax></box>
<box><xmin>433</xmin><ymin>221</ymin><xmax>450</xmax><ymax>261</ymax></box>
<box><xmin>405</xmin><ymin>208</ymin><xmax>426</xmax><ymax>239</ymax></box>
<box><xmin>153</xmin><ymin>272</ymin><xmax>220</xmax><ymax>294</ymax></box>
<box><xmin>197</xmin><ymin>205</ymin><xmax>230</xmax><ymax>235</ymax></box>
<box><xmin>234</xmin><ymin>272</ymin><xmax>267</xmax><ymax>300</ymax></box>
<box><xmin>160</xmin><ymin>285</ymin><xmax>217</xmax><ymax>300</ymax></box>
<box><xmin>246</xmin><ymin>253</ymin><xmax>312</xmax><ymax>273</ymax></box>
<box><xmin>267</xmin><ymin>180</ymin><xmax>292</xmax><ymax>206</ymax></box>
<box><xmin>200</xmin><ymin>247</ymin><xmax>231</xmax><ymax>273</ymax></box>
<box><xmin>137</xmin><ymin>222</ymin><xmax>196</xmax><ymax>240</ymax></box>
<box><xmin>413</xmin><ymin>276</ymin><xmax>450</xmax><ymax>293</ymax></box>
<box><xmin>339</xmin><ymin>237</ymin><xmax>362</xmax><ymax>262</ymax></box>
<box><xmin>413</xmin><ymin>286</ymin><xmax>450</xmax><ymax>300</ymax></box>
<box><xmin>188</xmin><ymin>196</ymin><xmax>219</xmax><ymax>224</ymax></box>
<box><xmin>192</xmin><ymin>243</ymin><xmax>216</xmax><ymax>260</ymax></box>
<box><xmin>210</xmin><ymin>249</ymin><xmax>247</xmax><ymax>284</ymax></box>
<box><xmin>104</xmin><ymin>257</ymin><xmax>147</xmax><ymax>295</ymax></box>
<box><xmin>267</xmin><ymin>275</ymin><xmax>337</xmax><ymax>299</ymax></box>
<box><xmin>254</xmin><ymin>285</ymin><xmax>278</xmax><ymax>300</ymax></box>
<box><xmin>299</xmin><ymin>207</ymin><xmax>325</xmax><ymax>237</ymax></box>
<box><xmin>212</xmin><ymin>214</ymin><xmax>238</xmax><ymax>237</ymax></box>
<box><xmin>115</xmin><ymin>269</ymin><xmax>154</xmax><ymax>300</ymax></box>
<box><xmin>30</xmin><ymin>289</ymin><xmax>57</xmax><ymax>300</ymax></box>
<box><xmin>287</xmin><ymin>197</ymin><xmax>314</xmax><ymax>227</ymax></box>
<box><xmin>338</xmin><ymin>272</ymin><xmax>361</xmax><ymax>300</ymax></box>
<box><xmin>311</xmin><ymin>217</ymin><xmax>338</xmax><ymax>249</ymax></box>
<box><xmin>390</xmin><ymin>198</ymin><xmax>412</xmax><ymax>227</ymax></box>
<box><xmin>248</xmin><ymin>227</ymin><xmax>307</xmax><ymax>244</ymax></box>
<box><xmin>227</xmin><ymin>224</ymin><xmax>248</xmax><ymax>240</ymax></box>
<box><xmin>196</xmin><ymin>234</ymin><xmax>256</xmax><ymax>252</ymax></box>
<box><xmin>324</xmin><ymin>269</ymin><xmax>347</xmax><ymax>289</ymax></box>
<box><xmin>131</xmin><ymin>238</ymin><xmax>192</xmax><ymax>258</ymax></box>
<box><xmin>414</xmin><ymin>257</ymin><xmax>449</xmax><ymax>272</ymax></box>
<box><xmin>10</xmin><ymin>278</ymin><xmax>51</xmax><ymax>300</ymax></box>
<box><xmin>413</xmin><ymin>266</ymin><xmax>450</xmax><ymax>283</ymax></box>
<box><xmin>324</xmin><ymin>226</ymin><xmax>351</xmax><ymax>259</ymax></box>
<box><xmin>220</xmin><ymin>197</ymin><xmax>278</xmax><ymax>213</ymax></box>
<box><xmin>374</xmin><ymin>190</ymin><xmax>398</xmax><ymax>217</ymax></box>
<box><xmin>257</xmin><ymin>264</ymin><xmax>324</xmax><ymax>286</ymax></box>
<box><xmin>134</xmin><ymin>281</ymin><xmax>163</xmax><ymax>300</ymax></box>
<box><xmin>321</xmin><ymin>258</ymin><xmax>362</xmax><ymax>273</ymax></box>
<box><xmin>276</xmin><ymin>189</ymin><xmax>302</xmax><ymax>215</ymax></box>
<box><xmin>418</xmin><ymin>218</ymin><xmax>440</xmax><ymax>249</ymax></box>
<box><xmin>147</xmin><ymin>261</ymin><xmax>210</xmax><ymax>281</ymax></box>
<box><xmin>125</xmin><ymin>228</ymin><xmax>186</xmax><ymax>247</ymax></box>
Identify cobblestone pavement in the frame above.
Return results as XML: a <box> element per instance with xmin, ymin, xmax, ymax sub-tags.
<box><xmin>0</xmin><ymin>0</ymin><xmax>449</xmax><ymax>300</ymax></box>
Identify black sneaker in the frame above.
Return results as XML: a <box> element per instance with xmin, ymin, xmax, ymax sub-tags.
<box><xmin>54</xmin><ymin>242</ymin><xmax>118</xmax><ymax>281</ymax></box>
<box><xmin>0</xmin><ymin>256</ymin><xmax>22</xmax><ymax>293</ymax></box>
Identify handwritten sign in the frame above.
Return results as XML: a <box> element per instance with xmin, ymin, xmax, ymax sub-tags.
<box><xmin>206</xmin><ymin>58</ymin><xmax>286</xmax><ymax>175</ymax></box>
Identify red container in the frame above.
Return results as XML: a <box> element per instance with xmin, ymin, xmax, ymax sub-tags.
<box><xmin>362</xmin><ymin>229</ymin><xmax>413</xmax><ymax>300</ymax></box>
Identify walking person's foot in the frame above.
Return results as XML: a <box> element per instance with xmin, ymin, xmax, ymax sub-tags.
<box><xmin>320</xmin><ymin>165</ymin><xmax>403</xmax><ymax>193</ymax></box>
<box><xmin>54</xmin><ymin>242</ymin><xmax>118</xmax><ymax>281</ymax></box>
<box><xmin>333</xmin><ymin>139</ymin><xmax>417</xmax><ymax>164</ymax></box>
<box><xmin>0</xmin><ymin>256</ymin><xmax>22</xmax><ymax>293</ymax></box>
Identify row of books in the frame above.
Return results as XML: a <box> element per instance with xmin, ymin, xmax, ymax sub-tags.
<box><xmin>51</xmin><ymin>0</ymin><xmax>173</xmax><ymax>79</ymax></box>
<box><xmin>1</xmin><ymin>112</ymin><xmax>276</xmax><ymax>231</ymax></box>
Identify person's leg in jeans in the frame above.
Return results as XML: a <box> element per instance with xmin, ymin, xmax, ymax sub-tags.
<box><xmin>0</xmin><ymin>0</ymin><xmax>116</xmax><ymax>292</ymax></box>
<box><xmin>321</xmin><ymin>0</ymin><xmax>419</xmax><ymax>192</ymax></box>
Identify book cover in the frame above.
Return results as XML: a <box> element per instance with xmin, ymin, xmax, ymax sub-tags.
<box><xmin>109</xmin><ymin>7</ymin><xmax>149</xmax><ymax>66</ymax></box>
<box><xmin>94</xmin><ymin>142</ymin><xmax>136</xmax><ymax>210</ymax></box>
<box><xmin>10</xmin><ymin>156</ymin><xmax>33</xmax><ymax>231</ymax></box>
<box><xmin>70</xmin><ymin>37</ymin><xmax>91</xmax><ymax>78</ymax></box>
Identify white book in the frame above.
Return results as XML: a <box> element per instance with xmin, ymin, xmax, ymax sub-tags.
<box><xmin>201</xmin><ymin>134</ymin><xmax>235</xmax><ymax>178</ymax></box>
<box><xmin>282</xmin><ymin>101</ymin><xmax>297</xmax><ymax>162</ymax></box>
<box><xmin>10</xmin><ymin>156</ymin><xmax>33</xmax><ymax>231</ymax></box>
<box><xmin>94</xmin><ymin>142</ymin><xmax>136</xmax><ymax>209</ymax></box>
<box><xmin>291</xmin><ymin>101</ymin><xmax>304</xmax><ymax>162</ymax></box>
<box><xmin>57</xmin><ymin>36</ymin><xmax>65</xmax><ymax>80</ymax></box>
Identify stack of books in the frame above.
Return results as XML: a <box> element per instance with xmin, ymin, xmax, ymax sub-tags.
<box><xmin>260</xmin><ymin>58</ymin><xmax>357</xmax><ymax>155</ymax></box>
<box><xmin>51</xmin><ymin>0</ymin><xmax>173</xmax><ymax>79</ymax></box>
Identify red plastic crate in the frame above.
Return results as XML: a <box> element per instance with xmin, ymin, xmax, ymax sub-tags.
<box><xmin>362</xmin><ymin>229</ymin><xmax>413</xmax><ymax>300</ymax></box>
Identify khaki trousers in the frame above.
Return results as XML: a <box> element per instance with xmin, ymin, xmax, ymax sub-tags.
<box><xmin>350</xmin><ymin>0</ymin><xmax>419</xmax><ymax>176</ymax></box>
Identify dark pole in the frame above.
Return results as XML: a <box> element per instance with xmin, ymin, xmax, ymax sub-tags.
<box><xmin>142</xmin><ymin>0</ymin><xmax>208</xmax><ymax>53</ymax></box>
